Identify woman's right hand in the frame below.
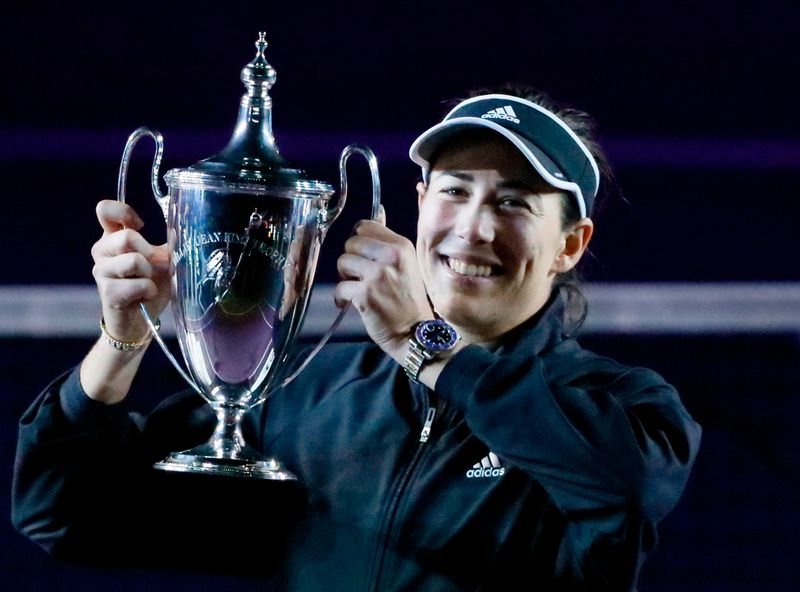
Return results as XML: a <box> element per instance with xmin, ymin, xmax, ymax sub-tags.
<box><xmin>91</xmin><ymin>199</ymin><xmax>171</xmax><ymax>347</ymax></box>
<box><xmin>79</xmin><ymin>199</ymin><xmax>172</xmax><ymax>404</ymax></box>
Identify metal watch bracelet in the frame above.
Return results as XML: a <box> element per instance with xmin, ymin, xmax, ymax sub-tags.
<box><xmin>404</xmin><ymin>337</ymin><xmax>433</xmax><ymax>383</ymax></box>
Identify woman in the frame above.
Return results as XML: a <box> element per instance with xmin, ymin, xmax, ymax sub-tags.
<box><xmin>13</xmin><ymin>87</ymin><xmax>701</xmax><ymax>591</ymax></box>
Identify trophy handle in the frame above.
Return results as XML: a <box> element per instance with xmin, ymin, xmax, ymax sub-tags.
<box><xmin>117</xmin><ymin>127</ymin><xmax>169</xmax><ymax>216</ymax></box>
<box><xmin>263</xmin><ymin>143</ymin><xmax>382</xmax><ymax>398</ymax></box>
<box><xmin>116</xmin><ymin>127</ymin><xmax>206</xmax><ymax>400</ymax></box>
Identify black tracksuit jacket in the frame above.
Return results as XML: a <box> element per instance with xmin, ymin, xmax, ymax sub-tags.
<box><xmin>12</xmin><ymin>291</ymin><xmax>701</xmax><ymax>591</ymax></box>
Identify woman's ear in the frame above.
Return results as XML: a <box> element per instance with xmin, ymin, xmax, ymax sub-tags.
<box><xmin>553</xmin><ymin>218</ymin><xmax>594</xmax><ymax>273</ymax></box>
<box><xmin>416</xmin><ymin>181</ymin><xmax>427</xmax><ymax>209</ymax></box>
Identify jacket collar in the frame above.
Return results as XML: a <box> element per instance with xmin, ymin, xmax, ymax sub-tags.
<box><xmin>496</xmin><ymin>287</ymin><xmax>573</xmax><ymax>357</ymax></box>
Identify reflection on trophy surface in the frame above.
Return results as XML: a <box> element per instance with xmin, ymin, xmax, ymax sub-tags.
<box><xmin>172</xmin><ymin>199</ymin><xmax>317</xmax><ymax>411</ymax></box>
<box><xmin>117</xmin><ymin>32</ymin><xmax>380</xmax><ymax>479</ymax></box>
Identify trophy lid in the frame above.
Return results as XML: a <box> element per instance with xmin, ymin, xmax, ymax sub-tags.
<box><xmin>165</xmin><ymin>33</ymin><xmax>334</xmax><ymax>196</ymax></box>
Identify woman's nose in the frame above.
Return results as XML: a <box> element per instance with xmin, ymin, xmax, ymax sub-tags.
<box><xmin>455</xmin><ymin>202</ymin><xmax>494</xmax><ymax>244</ymax></box>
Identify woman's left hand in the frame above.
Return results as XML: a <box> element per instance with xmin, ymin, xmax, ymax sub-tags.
<box><xmin>335</xmin><ymin>207</ymin><xmax>433</xmax><ymax>362</ymax></box>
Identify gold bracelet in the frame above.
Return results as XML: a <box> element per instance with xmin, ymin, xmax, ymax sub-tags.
<box><xmin>99</xmin><ymin>318</ymin><xmax>161</xmax><ymax>351</ymax></box>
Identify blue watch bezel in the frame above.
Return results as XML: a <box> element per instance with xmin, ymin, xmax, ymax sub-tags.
<box><xmin>415</xmin><ymin>319</ymin><xmax>459</xmax><ymax>353</ymax></box>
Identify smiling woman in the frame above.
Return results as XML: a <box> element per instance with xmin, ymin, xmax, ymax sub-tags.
<box><xmin>13</xmin><ymin>83</ymin><xmax>701</xmax><ymax>592</ymax></box>
<box><xmin>414</xmin><ymin>130</ymin><xmax>594</xmax><ymax>343</ymax></box>
<box><xmin>410</xmin><ymin>84</ymin><xmax>615</xmax><ymax>338</ymax></box>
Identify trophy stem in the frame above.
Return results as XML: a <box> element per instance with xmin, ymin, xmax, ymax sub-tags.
<box><xmin>154</xmin><ymin>403</ymin><xmax>296</xmax><ymax>480</ymax></box>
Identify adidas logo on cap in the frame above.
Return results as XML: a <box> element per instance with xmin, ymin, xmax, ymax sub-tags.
<box><xmin>465</xmin><ymin>451</ymin><xmax>505</xmax><ymax>479</ymax></box>
<box><xmin>481</xmin><ymin>105</ymin><xmax>520</xmax><ymax>124</ymax></box>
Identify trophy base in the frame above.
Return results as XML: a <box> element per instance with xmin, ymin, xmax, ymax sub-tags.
<box><xmin>154</xmin><ymin>444</ymin><xmax>297</xmax><ymax>480</ymax></box>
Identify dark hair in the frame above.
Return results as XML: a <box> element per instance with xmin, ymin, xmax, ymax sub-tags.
<box><xmin>451</xmin><ymin>83</ymin><xmax>618</xmax><ymax>332</ymax></box>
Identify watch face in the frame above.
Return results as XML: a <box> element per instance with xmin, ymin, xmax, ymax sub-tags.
<box><xmin>416</xmin><ymin>319</ymin><xmax>459</xmax><ymax>352</ymax></box>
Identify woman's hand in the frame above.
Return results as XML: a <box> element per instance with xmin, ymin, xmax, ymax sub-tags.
<box><xmin>335</xmin><ymin>207</ymin><xmax>433</xmax><ymax>363</ymax></box>
<box><xmin>91</xmin><ymin>199</ymin><xmax>172</xmax><ymax>344</ymax></box>
<box><xmin>80</xmin><ymin>199</ymin><xmax>172</xmax><ymax>404</ymax></box>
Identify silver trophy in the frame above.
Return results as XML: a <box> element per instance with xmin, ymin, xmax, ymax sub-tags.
<box><xmin>116</xmin><ymin>33</ymin><xmax>380</xmax><ymax>479</ymax></box>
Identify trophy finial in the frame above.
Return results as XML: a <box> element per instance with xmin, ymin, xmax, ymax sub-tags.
<box><xmin>189</xmin><ymin>32</ymin><xmax>299</xmax><ymax>179</ymax></box>
<box><xmin>241</xmin><ymin>31</ymin><xmax>277</xmax><ymax>94</ymax></box>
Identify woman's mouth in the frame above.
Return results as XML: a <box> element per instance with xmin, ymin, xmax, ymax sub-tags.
<box><xmin>445</xmin><ymin>256</ymin><xmax>497</xmax><ymax>278</ymax></box>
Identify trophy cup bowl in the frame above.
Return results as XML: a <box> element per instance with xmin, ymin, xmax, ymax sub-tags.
<box><xmin>115</xmin><ymin>33</ymin><xmax>380</xmax><ymax>479</ymax></box>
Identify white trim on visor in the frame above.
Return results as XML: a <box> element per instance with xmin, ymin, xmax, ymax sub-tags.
<box><xmin>409</xmin><ymin>117</ymin><xmax>589</xmax><ymax>218</ymax></box>
<box><xmin>409</xmin><ymin>93</ymin><xmax>600</xmax><ymax>219</ymax></box>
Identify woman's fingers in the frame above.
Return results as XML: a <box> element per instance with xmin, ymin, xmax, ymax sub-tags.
<box><xmin>375</xmin><ymin>204</ymin><xmax>386</xmax><ymax>226</ymax></box>
<box><xmin>97</xmin><ymin>277</ymin><xmax>160</xmax><ymax>310</ymax></box>
<box><xmin>91</xmin><ymin>228</ymin><xmax>155</xmax><ymax>262</ymax></box>
<box><xmin>93</xmin><ymin>251</ymin><xmax>153</xmax><ymax>280</ymax></box>
<box><xmin>96</xmin><ymin>199</ymin><xmax>145</xmax><ymax>233</ymax></box>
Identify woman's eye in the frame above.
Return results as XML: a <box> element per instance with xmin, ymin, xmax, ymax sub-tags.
<box><xmin>440</xmin><ymin>186</ymin><xmax>467</xmax><ymax>197</ymax></box>
<box><xmin>497</xmin><ymin>197</ymin><xmax>531</xmax><ymax>211</ymax></box>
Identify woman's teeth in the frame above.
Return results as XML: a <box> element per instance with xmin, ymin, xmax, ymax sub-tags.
<box><xmin>447</xmin><ymin>257</ymin><xmax>492</xmax><ymax>277</ymax></box>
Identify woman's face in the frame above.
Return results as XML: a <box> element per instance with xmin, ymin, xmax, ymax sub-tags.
<box><xmin>415</xmin><ymin>132</ymin><xmax>592</xmax><ymax>342</ymax></box>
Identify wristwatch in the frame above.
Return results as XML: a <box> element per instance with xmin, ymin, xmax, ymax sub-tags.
<box><xmin>403</xmin><ymin>319</ymin><xmax>460</xmax><ymax>383</ymax></box>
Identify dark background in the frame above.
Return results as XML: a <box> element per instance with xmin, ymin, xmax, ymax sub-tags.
<box><xmin>2</xmin><ymin>2</ymin><xmax>798</xmax><ymax>590</ymax></box>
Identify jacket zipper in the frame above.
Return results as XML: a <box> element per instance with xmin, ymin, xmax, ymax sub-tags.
<box><xmin>419</xmin><ymin>406</ymin><xmax>436</xmax><ymax>443</ymax></box>
<box><xmin>367</xmin><ymin>389</ymin><xmax>438</xmax><ymax>592</ymax></box>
